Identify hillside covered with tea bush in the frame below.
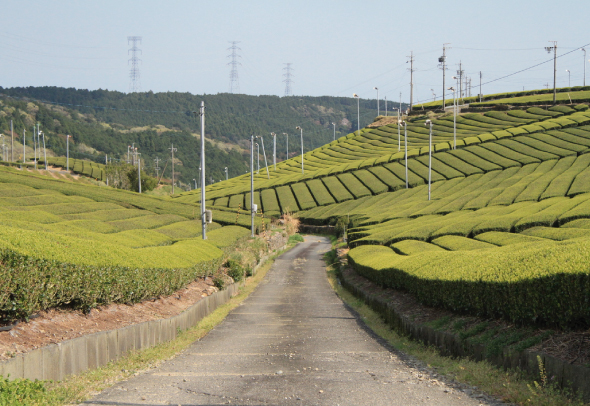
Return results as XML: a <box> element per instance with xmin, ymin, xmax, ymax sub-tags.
<box><xmin>181</xmin><ymin>96</ymin><xmax>590</xmax><ymax>329</ymax></box>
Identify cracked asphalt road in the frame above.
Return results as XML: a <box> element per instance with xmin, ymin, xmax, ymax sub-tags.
<box><xmin>85</xmin><ymin>236</ymin><xmax>490</xmax><ymax>405</ymax></box>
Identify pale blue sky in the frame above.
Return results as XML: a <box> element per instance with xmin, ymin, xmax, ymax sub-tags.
<box><xmin>0</xmin><ymin>0</ymin><xmax>588</xmax><ymax>104</ymax></box>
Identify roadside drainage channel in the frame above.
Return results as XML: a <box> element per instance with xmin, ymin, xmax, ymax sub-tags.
<box><xmin>339</xmin><ymin>267</ymin><xmax>590</xmax><ymax>402</ymax></box>
<box><xmin>0</xmin><ymin>243</ymin><xmax>287</xmax><ymax>382</ymax></box>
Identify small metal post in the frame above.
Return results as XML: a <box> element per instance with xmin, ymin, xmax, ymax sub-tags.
<box><xmin>331</xmin><ymin>122</ymin><xmax>336</xmax><ymax>141</ymax></box>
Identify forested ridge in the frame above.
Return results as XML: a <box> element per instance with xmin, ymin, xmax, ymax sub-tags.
<box><xmin>0</xmin><ymin>87</ymin><xmax>401</xmax><ymax>185</ymax></box>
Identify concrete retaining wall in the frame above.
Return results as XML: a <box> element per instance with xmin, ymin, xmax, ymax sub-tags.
<box><xmin>0</xmin><ymin>283</ymin><xmax>240</xmax><ymax>382</ymax></box>
<box><xmin>340</xmin><ymin>268</ymin><xmax>590</xmax><ymax>402</ymax></box>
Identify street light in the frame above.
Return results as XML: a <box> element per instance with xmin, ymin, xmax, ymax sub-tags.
<box><xmin>425</xmin><ymin>119</ymin><xmax>433</xmax><ymax>201</ymax></box>
<box><xmin>431</xmin><ymin>89</ymin><xmax>436</xmax><ymax>102</ymax></box>
<box><xmin>373</xmin><ymin>87</ymin><xmax>379</xmax><ymax>116</ymax></box>
<box><xmin>271</xmin><ymin>132</ymin><xmax>277</xmax><ymax>170</ymax></box>
<box><xmin>384</xmin><ymin>96</ymin><xmax>388</xmax><ymax>116</ymax></box>
<box><xmin>566</xmin><ymin>69</ymin><xmax>571</xmax><ymax>87</ymax></box>
<box><xmin>296</xmin><ymin>126</ymin><xmax>304</xmax><ymax>174</ymax></box>
<box><xmin>331</xmin><ymin>122</ymin><xmax>336</xmax><ymax>141</ymax></box>
<box><xmin>282</xmin><ymin>133</ymin><xmax>289</xmax><ymax>159</ymax></box>
<box><xmin>448</xmin><ymin>87</ymin><xmax>457</xmax><ymax>149</ymax></box>
<box><xmin>225</xmin><ymin>167</ymin><xmax>228</xmax><ymax>180</ymax></box>
<box><xmin>353</xmin><ymin>93</ymin><xmax>360</xmax><ymax>135</ymax></box>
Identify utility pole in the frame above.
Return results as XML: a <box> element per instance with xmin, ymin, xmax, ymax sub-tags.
<box><xmin>225</xmin><ymin>166</ymin><xmax>228</xmax><ymax>180</ymax></box>
<box><xmin>169</xmin><ymin>143</ymin><xmax>177</xmax><ymax>194</ymax></box>
<box><xmin>66</xmin><ymin>135</ymin><xmax>71</xmax><ymax>171</ymax></box>
<box><xmin>399</xmin><ymin>92</ymin><xmax>402</xmax><ymax>114</ymax></box>
<box><xmin>439</xmin><ymin>43</ymin><xmax>450</xmax><ymax>109</ymax></box>
<box><xmin>545</xmin><ymin>41</ymin><xmax>558</xmax><ymax>104</ymax></box>
<box><xmin>373</xmin><ymin>86</ymin><xmax>379</xmax><ymax>116</ymax></box>
<box><xmin>154</xmin><ymin>157</ymin><xmax>161</xmax><ymax>178</ymax></box>
<box><xmin>33</xmin><ymin>125</ymin><xmax>37</xmax><ymax>169</ymax></box>
<box><xmin>296</xmin><ymin>126</ymin><xmax>304</xmax><ymax>173</ymax></box>
<box><xmin>199</xmin><ymin>100</ymin><xmax>206</xmax><ymax>240</ymax></box>
<box><xmin>407</xmin><ymin>52</ymin><xmax>415</xmax><ymax>111</ymax></box>
<box><xmin>583</xmin><ymin>48</ymin><xmax>587</xmax><ymax>87</ymax></box>
<box><xmin>384</xmin><ymin>96</ymin><xmax>387</xmax><ymax>116</ymax></box>
<box><xmin>41</xmin><ymin>131</ymin><xmax>47</xmax><ymax>169</ymax></box>
<box><xmin>283</xmin><ymin>133</ymin><xmax>289</xmax><ymax>159</ymax></box>
<box><xmin>457</xmin><ymin>61</ymin><xmax>464</xmax><ymax>100</ymax></box>
<box><xmin>22</xmin><ymin>129</ymin><xmax>25</xmax><ymax>163</ymax></box>
<box><xmin>331</xmin><ymin>123</ymin><xmax>336</xmax><ymax>141</ymax></box>
<box><xmin>271</xmin><ymin>132</ymin><xmax>276</xmax><ymax>170</ymax></box>
<box><xmin>250</xmin><ymin>135</ymin><xmax>255</xmax><ymax>237</ymax></box>
<box><xmin>479</xmin><ymin>71</ymin><xmax>482</xmax><ymax>102</ymax></box>
<box><xmin>260</xmin><ymin>136</ymin><xmax>270</xmax><ymax>179</ymax></box>
<box><xmin>137</xmin><ymin>152</ymin><xmax>142</xmax><ymax>193</ymax></box>
<box><xmin>10</xmin><ymin>120</ymin><xmax>13</xmax><ymax>162</ymax></box>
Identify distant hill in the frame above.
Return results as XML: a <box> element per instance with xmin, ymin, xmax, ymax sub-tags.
<box><xmin>0</xmin><ymin>87</ymin><xmax>402</xmax><ymax>185</ymax></box>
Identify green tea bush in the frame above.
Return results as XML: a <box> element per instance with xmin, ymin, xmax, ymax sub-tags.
<box><xmin>348</xmin><ymin>240</ymin><xmax>590</xmax><ymax>328</ymax></box>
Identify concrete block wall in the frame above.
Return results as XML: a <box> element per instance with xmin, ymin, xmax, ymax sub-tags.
<box><xmin>0</xmin><ymin>283</ymin><xmax>240</xmax><ymax>382</ymax></box>
<box><xmin>340</xmin><ymin>268</ymin><xmax>590</xmax><ymax>402</ymax></box>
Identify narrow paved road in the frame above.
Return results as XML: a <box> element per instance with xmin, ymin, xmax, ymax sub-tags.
<box><xmin>87</xmin><ymin>236</ymin><xmax>488</xmax><ymax>406</ymax></box>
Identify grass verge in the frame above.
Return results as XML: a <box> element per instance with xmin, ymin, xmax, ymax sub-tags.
<box><xmin>1</xmin><ymin>245</ymin><xmax>290</xmax><ymax>406</ymax></box>
<box><xmin>323</xmin><ymin>244</ymin><xmax>586</xmax><ymax>406</ymax></box>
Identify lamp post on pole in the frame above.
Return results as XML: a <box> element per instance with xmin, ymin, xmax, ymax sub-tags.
<box><xmin>283</xmin><ymin>133</ymin><xmax>289</xmax><ymax>159</ymax></box>
<box><xmin>373</xmin><ymin>87</ymin><xmax>379</xmax><ymax>116</ymax></box>
<box><xmin>425</xmin><ymin>120</ymin><xmax>433</xmax><ymax>200</ymax></box>
<box><xmin>566</xmin><ymin>69</ymin><xmax>571</xmax><ymax>87</ymax></box>
<box><xmin>331</xmin><ymin>122</ymin><xmax>336</xmax><ymax>141</ymax></box>
<box><xmin>353</xmin><ymin>94</ymin><xmax>360</xmax><ymax>135</ymax></box>
<box><xmin>271</xmin><ymin>132</ymin><xmax>276</xmax><ymax>170</ymax></box>
<box><xmin>448</xmin><ymin>87</ymin><xmax>457</xmax><ymax>149</ymax></box>
<box><xmin>296</xmin><ymin>126</ymin><xmax>303</xmax><ymax>174</ymax></box>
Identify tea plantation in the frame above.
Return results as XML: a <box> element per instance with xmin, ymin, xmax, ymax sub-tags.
<box><xmin>0</xmin><ymin>166</ymin><xmax>272</xmax><ymax>321</ymax></box>
<box><xmin>180</xmin><ymin>102</ymin><xmax>590</xmax><ymax>328</ymax></box>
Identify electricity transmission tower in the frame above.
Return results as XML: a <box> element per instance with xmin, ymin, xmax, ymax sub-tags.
<box><xmin>227</xmin><ymin>41</ymin><xmax>241</xmax><ymax>93</ymax></box>
<box><xmin>283</xmin><ymin>63</ymin><xmax>294</xmax><ymax>96</ymax></box>
<box><xmin>128</xmin><ymin>36</ymin><xmax>142</xmax><ymax>93</ymax></box>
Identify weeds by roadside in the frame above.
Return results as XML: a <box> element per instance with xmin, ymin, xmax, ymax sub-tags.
<box><xmin>323</xmin><ymin>239</ymin><xmax>587</xmax><ymax>406</ymax></box>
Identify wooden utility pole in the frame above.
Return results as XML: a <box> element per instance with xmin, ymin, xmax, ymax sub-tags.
<box><xmin>169</xmin><ymin>144</ymin><xmax>177</xmax><ymax>194</ymax></box>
